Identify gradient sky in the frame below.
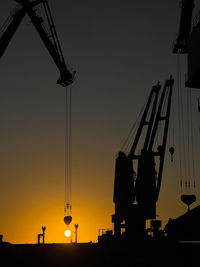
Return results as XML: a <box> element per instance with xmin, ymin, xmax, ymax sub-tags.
<box><xmin>0</xmin><ymin>0</ymin><xmax>200</xmax><ymax>244</ymax></box>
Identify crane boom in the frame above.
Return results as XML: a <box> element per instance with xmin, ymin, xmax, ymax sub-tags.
<box><xmin>149</xmin><ymin>77</ymin><xmax>174</xmax><ymax>200</ymax></box>
<box><xmin>128</xmin><ymin>83</ymin><xmax>161</xmax><ymax>158</ymax></box>
<box><xmin>0</xmin><ymin>0</ymin><xmax>47</xmax><ymax>60</ymax></box>
<box><xmin>19</xmin><ymin>0</ymin><xmax>74</xmax><ymax>86</ymax></box>
<box><xmin>0</xmin><ymin>8</ymin><xmax>26</xmax><ymax>59</ymax></box>
<box><xmin>0</xmin><ymin>0</ymin><xmax>74</xmax><ymax>87</ymax></box>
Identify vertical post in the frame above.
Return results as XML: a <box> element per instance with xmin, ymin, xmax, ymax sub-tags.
<box><xmin>74</xmin><ymin>224</ymin><xmax>78</xmax><ymax>243</ymax></box>
<box><xmin>42</xmin><ymin>226</ymin><xmax>46</xmax><ymax>244</ymax></box>
<box><xmin>37</xmin><ymin>234</ymin><xmax>41</xmax><ymax>244</ymax></box>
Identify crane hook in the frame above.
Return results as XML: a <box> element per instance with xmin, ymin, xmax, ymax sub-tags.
<box><xmin>169</xmin><ymin>146</ymin><xmax>175</xmax><ymax>162</ymax></box>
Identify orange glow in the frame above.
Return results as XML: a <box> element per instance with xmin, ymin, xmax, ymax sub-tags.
<box><xmin>0</xmin><ymin>130</ymin><xmax>192</xmax><ymax>245</ymax></box>
<box><xmin>64</xmin><ymin>230</ymin><xmax>71</xmax><ymax>237</ymax></box>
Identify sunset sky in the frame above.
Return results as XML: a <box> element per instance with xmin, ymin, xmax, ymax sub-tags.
<box><xmin>0</xmin><ymin>0</ymin><xmax>200</xmax><ymax>244</ymax></box>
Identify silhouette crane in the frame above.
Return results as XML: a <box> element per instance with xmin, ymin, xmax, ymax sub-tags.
<box><xmin>0</xmin><ymin>0</ymin><xmax>75</xmax><ymax>86</ymax></box>
<box><xmin>112</xmin><ymin>76</ymin><xmax>174</xmax><ymax>242</ymax></box>
<box><xmin>0</xmin><ymin>0</ymin><xmax>75</xmax><ymax>227</ymax></box>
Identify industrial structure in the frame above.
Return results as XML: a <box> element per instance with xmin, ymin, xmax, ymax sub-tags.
<box><xmin>111</xmin><ymin>76</ymin><xmax>174</xmax><ymax>242</ymax></box>
<box><xmin>0</xmin><ymin>0</ymin><xmax>74</xmax><ymax>228</ymax></box>
<box><xmin>0</xmin><ymin>0</ymin><xmax>74</xmax><ymax>86</ymax></box>
<box><xmin>37</xmin><ymin>226</ymin><xmax>46</xmax><ymax>245</ymax></box>
<box><xmin>99</xmin><ymin>0</ymin><xmax>200</xmax><ymax>245</ymax></box>
<box><xmin>0</xmin><ymin>0</ymin><xmax>200</xmax><ymax>251</ymax></box>
<box><xmin>164</xmin><ymin>0</ymin><xmax>200</xmax><ymax>240</ymax></box>
<box><xmin>173</xmin><ymin>0</ymin><xmax>200</xmax><ymax>89</ymax></box>
<box><xmin>165</xmin><ymin>205</ymin><xmax>200</xmax><ymax>241</ymax></box>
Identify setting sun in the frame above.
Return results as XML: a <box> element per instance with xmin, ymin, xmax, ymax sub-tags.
<box><xmin>64</xmin><ymin>230</ymin><xmax>71</xmax><ymax>237</ymax></box>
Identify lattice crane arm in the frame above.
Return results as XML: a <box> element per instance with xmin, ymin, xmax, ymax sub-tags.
<box><xmin>128</xmin><ymin>82</ymin><xmax>161</xmax><ymax>159</ymax></box>
<box><xmin>0</xmin><ymin>0</ymin><xmax>74</xmax><ymax>86</ymax></box>
<box><xmin>15</xmin><ymin>0</ymin><xmax>75</xmax><ymax>87</ymax></box>
<box><xmin>0</xmin><ymin>7</ymin><xmax>26</xmax><ymax>59</ymax></box>
<box><xmin>131</xmin><ymin>76</ymin><xmax>174</xmax><ymax>203</ymax></box>
<box><xmin>148</xmin><ymin>76</ymin><xmax>174</xmax><ymax>201</ymax></box>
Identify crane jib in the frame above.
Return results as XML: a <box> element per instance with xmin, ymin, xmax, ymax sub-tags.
<box><xmin>0</xmin><ymin>0</ymin><xmax>74</xmax><ymax>87</ymax></box>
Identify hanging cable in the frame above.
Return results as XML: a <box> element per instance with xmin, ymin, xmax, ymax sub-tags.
<box><xmin>186</xmin><ymin>88</ymin><xmax>191</xmax><ymax>191</ymax></box>
<box><xmin>64</xmin><ymin>85</ymin><xmax>72</xmax><ymax>216</ymax></box>
<box><xmin>189</xmin><ymin>89</ymin><xmax>196</xmax><ymax>190</ymax></box>
<box><xmin>171</xmin><ymin>92</ymin><xmax>175</xmax><ymax>148</ymax></box>
<box><xmin>120</xmin><ymin>99</ymin><xmax>147</xmax><ymax>153</ymax></box>
<box><xmin>69</xmin><ymin>85</ymin><xmax>72</xmax><ymax>213</ymax></box>
<box><xmin>177</xmin><ymin>52</ymin><xmax>188</xmax><ymax>191</ymax></box>
<box><xmin>177</xmin><ymin>52</ymin><xmax>183</xmax><ymax>191</ymax></box>
<box><xmin>179</xmin><ymin>62</ymin><xmax>187</xmax><ymax>191</ymax></box>
<box><xmin>177</xmin><ymin>52</ymin><xmax>196</xmax><ymax>193</ymax></box>
<box><xmin>168</xmin><ymin>88</ymin><xmax>175</xmax><ymax>162</ymax></box>
<box><xmin>64</xmin><ymin>86</ymin><xmax>68</xmax><ymax>215</ymax></box>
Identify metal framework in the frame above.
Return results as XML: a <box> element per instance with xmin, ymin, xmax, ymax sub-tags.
<box><xmin>0</xmin><ymin>0</ymin><xmax>74</xmax><ymax>86</ymax></box>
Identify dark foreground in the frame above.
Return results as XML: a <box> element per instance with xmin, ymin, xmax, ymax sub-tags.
<box><xmin>0</xmin><ymin>240</ymin><xmax>199</xmax><ymax>266</ymax></box>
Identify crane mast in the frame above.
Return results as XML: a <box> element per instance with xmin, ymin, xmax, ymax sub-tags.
<box><xmin>112</xmin><ymin>76</ymin><xmax>174</xmax><ymax>242</ymax></box>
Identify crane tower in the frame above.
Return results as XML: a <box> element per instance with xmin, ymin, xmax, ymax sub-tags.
<box><xmin>112</xmin><ymin>76</ymin><xmax>174</xmax><ymax>242</ymax></box>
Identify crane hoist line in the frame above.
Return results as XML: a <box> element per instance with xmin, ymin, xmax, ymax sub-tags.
<box><xmin>64</xmin><ymin>85</ymin><xmax>72</xmax><ymax>219</ymax></box>
<box><xmin>0</xmin><ymin>1</ymin><xmax>75</xmax><ymax>226</ymax></box>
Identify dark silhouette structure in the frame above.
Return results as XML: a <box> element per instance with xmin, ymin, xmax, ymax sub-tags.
<box><xmin>181</xmin><ymin>194</ymin><xmax>196</xmax><ymax>211</ymax></box>
<box><xmin>112</xmin><ymin>76</ymin><xmax>174</xmax><ymax>243</ymax></box>
<box><xmin>64</xmin><ymin>215</ymin><xmax>72</xmax><ymax>226</ymax></box>
<box><xmin>74</xmin><ymin>224</ymin><xmax>79</xmax><ymax>243</ymax></box>
<box><xmin>0</xmin><ymin>0</ymin><xmax>75</xmax><ymax>87</ymax></box>
<box><xmin>1</xmin><ymin>241</ymin><xmax>200</xmax><ymax>267</ymax></box>
<box><xmin>173</xmin><ymin>0</ymin><xmax>195</xmax><ymax>54</ymax></box>
<box><xmin>0</xmin><ymin>0</ymin><xmax>75</xmax><ymax>234</ymax></box>
<box><xmin>37</xmin><ymin>226</ymin><xmax>46</xmax><ymax>244</ymax></box>
<box><xmin>173</xmin><ymin>0</ymin><xmax>200</xmax><ymax>89</ymax></box>
<box><xmin>165</xmin><ymin>205</ymin><xmax>200</xmax><ymax>241</ymax></box>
